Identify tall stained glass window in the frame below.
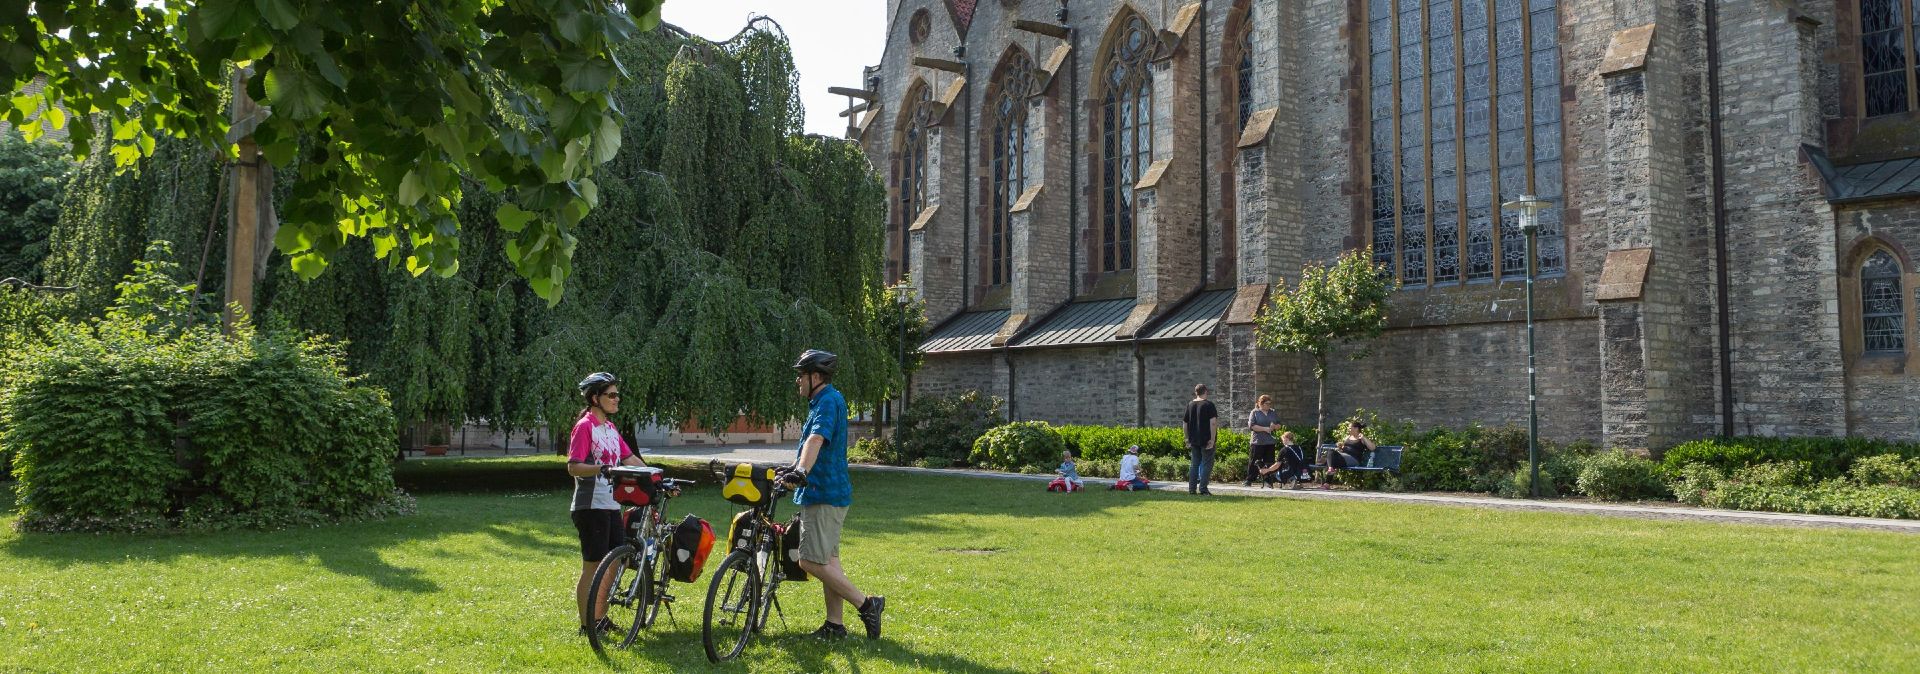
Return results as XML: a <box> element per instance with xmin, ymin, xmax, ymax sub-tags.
<box><xmin>988</xmin><ymin>50</ymin><xmax>1035</xmax><ymax>287</ymax></box>
<box><xmin>1098</xmin><ymin>13</ymin><xmax>1155</xmax><ymax>273</ymax></box>
<box><xmin>1367</xmin><ymin>0</ymin><xmax>1563</xmax><ymax>286</ymax></box>
<box><xmin>894</xmin><ymin>82</ymin><xmax>934</xmax><ymax>278</ymax></box>
<box><xmin>1860</xmin><ymin>0</ymin><xmax>1917</xmax><ymax>117</ymax></box>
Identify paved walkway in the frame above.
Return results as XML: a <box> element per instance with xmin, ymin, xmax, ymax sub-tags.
<box><xmin>644</xmin><ymin>445</ymin><xmax>1920</xmax><ymax>534</ymax></box>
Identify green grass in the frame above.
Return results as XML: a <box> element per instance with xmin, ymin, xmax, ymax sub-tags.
<box><xmin>4</xmin><ymin>455</ymin><xmax>1918</xmax><ymax>672</ymax></box>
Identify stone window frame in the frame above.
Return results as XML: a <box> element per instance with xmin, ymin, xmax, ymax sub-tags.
<box><xmin>1091</xmin><ymin>9</ymin><xmax>1158</xmax><ymax>276</ymax></box>
<box><xmin>1839</xmin><ymin>236</ymin><xmax>1919</xmax><ymax>370</ymax></box>
<box><xmin>1359</xmin><ymin>0</ymin><xmax>1566</xmax><ymax>289</ymax></box>
<box><xmin>1217</xmin><ymin>0</ymin><xmax>1258</xmax><ymax>285</ymax></box>
<box><xmin>983</xmin><ymin>45</ymin><xmax>1037</xmax><ymax>290</ymax></box>
<box><xmin>892</xmin><ymin>80</ymin><xmax>936</xmax><ymax>281</ymax></box>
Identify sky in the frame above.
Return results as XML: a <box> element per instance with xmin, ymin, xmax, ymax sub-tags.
<box><xmin>662</xmin><ymin>1</ymin><xmax>890</xmax><ymax>138</ymax></box>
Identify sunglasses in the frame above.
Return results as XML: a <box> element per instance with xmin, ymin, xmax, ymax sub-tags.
<box><xmin>601</xmin><ymin>392</ymin><xmax>621</xmax><ymax>400</ymax></box>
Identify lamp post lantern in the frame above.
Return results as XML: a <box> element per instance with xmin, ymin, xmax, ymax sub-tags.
<box><xmin>892</xmin><ymin>281</ymin><xmax>917</xmax><ymax>441</ymax></box>
<box><xmin>1501</xmin><ymin>194</ymin><xmax>1552</xmax><ymax>498</ymax></box>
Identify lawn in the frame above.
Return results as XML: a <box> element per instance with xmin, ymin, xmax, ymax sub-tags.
<box><xmin>2</xmin><ymin>455</ymin><xmax>1917</xmax><ymax>673</ymax></box>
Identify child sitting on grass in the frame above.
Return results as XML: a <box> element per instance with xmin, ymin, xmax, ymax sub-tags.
<box><xmin>1112</xmin><ymin>445</ymin><xmax>1150</xmax><ymax>491</ymax></box>
<box><xmin>1048</xmin><ymin>450</ymin><xmax>1084</xmax><ymax>492</ymax></box>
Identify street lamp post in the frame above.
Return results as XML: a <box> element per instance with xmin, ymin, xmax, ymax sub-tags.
<box><xmin>892</xmin><ymin>281</ymin><xmax>916</xmax><ymax>442</ymax></box>
<box><xmin>1502</xmin><ymin>194</ymin><xmax>1552</xmax><ymax>498</ymax></box>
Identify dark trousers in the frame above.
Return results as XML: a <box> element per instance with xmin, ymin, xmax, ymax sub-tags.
<box><xmin>1246</xmin><ymin>443</ymin><xmax>1276</xmax><ymax>484</ymax></box>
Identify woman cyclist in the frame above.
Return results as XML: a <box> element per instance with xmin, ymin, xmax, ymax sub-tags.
<box><xmin>564</xmin><ymin>372</ymin><xmax>647</xmax><ymax>637</ymax></box>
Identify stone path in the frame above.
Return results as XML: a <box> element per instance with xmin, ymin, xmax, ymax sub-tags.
<box><xmin>643</xmin><ymin>445</ymin><xmax>1920</xmax><ymax>534</ymax></box>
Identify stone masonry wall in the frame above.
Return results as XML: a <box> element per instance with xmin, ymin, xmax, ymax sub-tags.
<box><xmin>1324</xmin><ymin>318</ymin><xmax>1604</xmax><ymax>443</ymax></box>
<box><xmin>1716</xmin><ymin>0</ymin><xmax>1846</xmax><ymax>437</ymax></box>
<box><xmin>1835</xmin><ymin>201</ymin><xmax>1920</xmax><ymax>441</ymax></box>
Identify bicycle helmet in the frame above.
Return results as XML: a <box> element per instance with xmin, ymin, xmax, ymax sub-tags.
<box><xmin>577</xmin><ymin>372</ymin><xmax>620</xmax><ymax>397</ymax></box>
<box><xmin>791</xmin><ymin>349</ymin><xmax>838</xmax><ymax>375</ymax></box>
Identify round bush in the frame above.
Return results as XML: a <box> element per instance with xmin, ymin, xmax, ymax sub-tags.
<box><xmin>1575</xmin><ymin>450</ymin><xmax>1669</xmax><ymax>501</ymax></box>
<box><xmin>971</xmin><ymin>421</ymin><xmax>1067</xmax><ymax>472</ymax></box>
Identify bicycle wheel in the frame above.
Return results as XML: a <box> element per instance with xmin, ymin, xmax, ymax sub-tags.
<box><xmin>702</xmin><ymin>549</ymin><xmax>760</xmax><ymax>663</ymax></box>
<box><xmin>587</xmin><ymin>544</ymin><xmax>642</xmax><ymax>653</ymax></box>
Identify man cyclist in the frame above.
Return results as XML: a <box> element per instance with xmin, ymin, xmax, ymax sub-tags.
<box><xmin>781</xmin><ymin>349</ymin><xmax>887</xmax><ymax>640</ymax></box>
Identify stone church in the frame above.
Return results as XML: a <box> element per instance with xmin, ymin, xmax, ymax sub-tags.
<box><xmin>844</xmin><ymin>0</ymin><xmax>1920</xmax><ymax>449</ymax></box>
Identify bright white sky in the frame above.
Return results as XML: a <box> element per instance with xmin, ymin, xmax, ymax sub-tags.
<box><xmin>662</xmin><ymin>1</ymin><xmax>889</xmax><ymax>137</ymax></box>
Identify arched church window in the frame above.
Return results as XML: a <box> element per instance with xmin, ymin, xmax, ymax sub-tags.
<box><xmin>1097</xmin><ymin>13</ymin><xmax>1155</xmax><ymax>273</ymax></box>
<box><xmin>987</xmin><ymin>49</ymin><xmax>1036</xmax><ymax>288</ymax></box>
<box><xmin>1863</xmin><ymin>250</ymin><xmax>1906</xmax><ymax>353</ymax></box>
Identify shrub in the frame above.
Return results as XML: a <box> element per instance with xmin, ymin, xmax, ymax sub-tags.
<box><xmin>4</xmin><ymin>277</ymin><xmax>405</xmax><ymax>532</ymax></box>
<box><xmin>895</xmin><ymin>391</ymin><xmax>1004</xmax><ymax>467</ymax></box>
<box><xmin>971</xmin><ymin>421</ymin><xmax>1068</xmax><ymax>472</ymax></box>
<box><xmin>1575</xmin><ymin>450</ymin><xmax>1669</xmax><ymax>501</ymax></box>
<box><xmin>849</xmin><ymin>436</ymin><xmax>890</xmax><ymax>464</ymax></box>
<box><xmin>1848</xmin><ymin>454</ymin><xmax>1920</xmax><ymax>488</ymax></box>
<box><xmin>1660</xmin><ymin>436</ymin><xmax>1920</xmax><ymax>482</ymax></box>
<box><xmin>1665</xmin><ymin>463</ymin><xmax>1726</xmax><ymax>506</ymax></box>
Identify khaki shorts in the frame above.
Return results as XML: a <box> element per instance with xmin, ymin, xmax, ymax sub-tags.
<box><xmin>796</xmin><ymin>504</ymin><xmax>848</xmax><ymax>564</ymax></box>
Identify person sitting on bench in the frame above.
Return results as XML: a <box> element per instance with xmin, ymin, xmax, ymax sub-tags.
<box><xmin>1330</xmin><ymin>421</ymin><xmax>1376</xmax><ymax>470</ymax></box>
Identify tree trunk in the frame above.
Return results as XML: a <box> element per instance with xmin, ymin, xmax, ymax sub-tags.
<box><xmin>1313</xmin><ymin>353</ymin><xmax>1328</xmax><ymax>450</ymax></box>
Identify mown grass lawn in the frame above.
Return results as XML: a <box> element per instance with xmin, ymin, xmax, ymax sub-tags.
<box><xmin>3</xmin><ymin>455</ymin><xmax>1917</xmax><ymax>673</ymax></box>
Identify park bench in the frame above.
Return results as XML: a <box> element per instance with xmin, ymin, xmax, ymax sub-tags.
<box><xmin>1309</xmin><ymin>444</ymin><xmax>1405</xmax><ymax>485</ymax></box>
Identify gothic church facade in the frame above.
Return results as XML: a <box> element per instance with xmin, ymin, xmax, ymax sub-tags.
<box><xmin>850</xmin><ymin>0</ymin><xmax>1920</xmax><ymax>448</ymax></box>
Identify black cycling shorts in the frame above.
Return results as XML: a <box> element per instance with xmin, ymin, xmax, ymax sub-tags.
<box><xmin>571</xmin><ymin>508</ymin><xmax>623</xmax><ymax>562</ymax></box>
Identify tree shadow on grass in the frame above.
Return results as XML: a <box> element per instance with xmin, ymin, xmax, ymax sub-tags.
<box><xmin>0</xmin><ymin>493</ymin><xmax>596</xmax><ymax>594</ymax></box>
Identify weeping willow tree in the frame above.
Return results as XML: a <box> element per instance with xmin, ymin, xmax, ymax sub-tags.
<box><xmin>46</xmin><ymin>18</ymin><xmax>903</xmax><ymax>441</ymax></box>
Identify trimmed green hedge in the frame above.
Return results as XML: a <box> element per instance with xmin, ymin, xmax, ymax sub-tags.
<box><xmin>4</xmin><ymin>317</ymin><xmax>409</xmax><ymax>532</ymax></box>
<box><xmin>1661</xmin><ymin>436</ymin><xmax>1920</xmax><ymax>482</ymax></box>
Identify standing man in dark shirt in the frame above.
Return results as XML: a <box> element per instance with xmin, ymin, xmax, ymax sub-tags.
<box><xmin>1183</xmin><ymin>384</ymin><xmax>1220</xmax><ymax>495</ymax></box>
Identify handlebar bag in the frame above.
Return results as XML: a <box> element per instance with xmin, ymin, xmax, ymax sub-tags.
<box><xmin>720</xmin><ymin>463</ymin><xmax>779</xmax><ymax>507</ymax></box>
<box><xmin>612</xmin><ymin>467</ymin><xmax>665</xmax><ymax>507</ymax></box>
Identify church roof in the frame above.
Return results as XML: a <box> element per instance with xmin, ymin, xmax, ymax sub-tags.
<box><xmin>919</xmin><ymin>308</ymin><xmax>1008</xmax><ymax>353</ymax></box>
<box><xmin>1806</xmin><ymin>146</ymin><xmax>1920</xmax><ymax>204</ymax></box>
<box><xmin>1143</xmin><ymin>289</ymin><xmax>1235</xmax><ymax>341</ymax></box>
<box><xmin>1013</xmin><ymin>297</ymin><xmax>1136</xmax><ymax>348</ymax></box>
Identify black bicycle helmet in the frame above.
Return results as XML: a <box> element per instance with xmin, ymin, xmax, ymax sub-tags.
<box><xmin>791</xmin><ymin>349</ymin><xmax>838</xmax><ymax>375</ymax></box>
<box><xmin>577</xmin><ymin>372</ymin><xmax>620</xmax><ymax>396</ymax></box>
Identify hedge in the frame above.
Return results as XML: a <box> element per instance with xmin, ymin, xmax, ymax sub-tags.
<box><xmin>3</xmin><ymin>316</ymin><xmax>410</xmax><ymax>532</ymax></box>
<box><xmin>1661</xmin><ymin>436</ymin><xmax>1920</xmax><ymax>482</ymax></box>
<box><xmin>1667</xmin><ymin>455</ymin><xmax>1920</xmax><ymax>519</ymax></box>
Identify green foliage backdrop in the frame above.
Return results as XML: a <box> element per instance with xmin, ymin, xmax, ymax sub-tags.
<box><xmin>36</xmin><ymin>21</ymin><xmax>901</xmax><ymax>442</ymax></box>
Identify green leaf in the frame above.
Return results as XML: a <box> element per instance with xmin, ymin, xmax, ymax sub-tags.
<box><xmin>634</xmin><ymin>1</ymin><xmax>664</xmax><ymax>31</ymax></box>
<box><xmin>495</xmin><ymin>203</ymin><xmax>536</xmax><ymax>233</ymax></box>
<box><xmin>196</xmin><ymin>1</ymin><xmax>257</xmax><ymax>39</ymax></box>
<box><xmin>559</xmin><ymin>54</ymin><xmax>615</xmax><ymax>93</ymax></box>
<box><xmin>289</xmin><ymin>252</ymin><xmax>329</xmax><ymax>279</ymax></box>
<box><xmin>397</xmin><ymin>170</ymin><xmax>425</xmax><ymax>206</ymax></box>
<box><xmin>255</xmin><ymin>0</ymin><xmax>301</xmax><ymax>31</ymax></box>
<box><xmin>590</xmin><ymin>114</ymin><xmax>621</xmax><ymax>164</ymax></box>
